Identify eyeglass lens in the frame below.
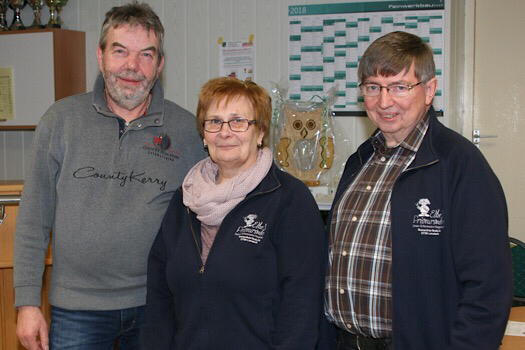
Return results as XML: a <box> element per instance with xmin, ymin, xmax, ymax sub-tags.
<box><xmin>204</xmin><ymin>119</ymin><xmax>253</xmax><ymax>132</ymax></box>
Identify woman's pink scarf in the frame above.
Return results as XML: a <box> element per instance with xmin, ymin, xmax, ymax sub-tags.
<box><xmin>182</xmin><ymin>147</ymin><xmax>273</xmax><ymax>227</ymax></box>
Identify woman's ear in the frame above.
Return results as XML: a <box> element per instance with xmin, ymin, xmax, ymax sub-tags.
<box><xmin>257</xmin><ymin>131</ymin><xmax>264</xmax><ymax>147</ymax></box>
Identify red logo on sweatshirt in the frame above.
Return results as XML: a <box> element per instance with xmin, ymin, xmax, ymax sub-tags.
<box><xmin>153</xmin><ymin>133</ymin><xmax>171</xmax><ymax>150</ymax></box>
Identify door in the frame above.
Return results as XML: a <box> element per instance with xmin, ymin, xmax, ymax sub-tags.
<box><xmin>472</xmin><ymin>0</ymin><xmax>525</xmax><ymax>241</ymax></box>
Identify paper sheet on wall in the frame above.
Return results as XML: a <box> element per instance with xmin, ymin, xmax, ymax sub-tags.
<box><xmin>0</xmin><ymin>67</ymin><xmax>14</xmax><ymax>121</ymax></box>
<box><xmin>219</xmin><ymin>39</ymin><xmax>254</xmax><ymax>81</ymax></box>
<box><xmin>505</xmin><ymin>321</ymin><xmax>525</xmax><ymax>337</ymax></box>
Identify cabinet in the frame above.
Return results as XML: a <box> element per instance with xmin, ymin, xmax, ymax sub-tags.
<box><xmin>0</xmin><ymin>29</ymin><xmax>86</xmax><ymax>129</ymax></box>
<box><xmin>0</xmin><ymin>182</ymin><xmax>52</xmax><ymax>350</ymax></box>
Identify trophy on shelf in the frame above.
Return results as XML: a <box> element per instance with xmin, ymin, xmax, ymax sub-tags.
<box><xmin>28</xmin><ymin>0</ymin><xmax>45</xmax><ymax>28</ymax></box>
<box><xmin>8</xmin><ymin>0</ymin><xmax>26</xmax><ymax>30</ymax></box>
<box><xmin>0</xmin><ymin>0</ymin><xmax>9</xmax><ymax>31</ymax></box>
<box><xmin>46</xmin><ymin>0</ymin><xmax>60</xmax><ymax>28</ymax></box>
<box><xmin>56</xmin><ymin>0</ymin><xmax>67</xmax><ymax>28</ymax></box>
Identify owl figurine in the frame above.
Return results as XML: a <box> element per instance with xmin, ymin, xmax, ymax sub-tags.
<box><xmin>277</xmin><ymin>104</ymin><xmax>334</xmax><ymax>186</ymax></box>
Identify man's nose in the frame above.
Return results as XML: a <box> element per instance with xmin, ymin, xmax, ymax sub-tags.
<box><xmin>378</xmin><ymin>88</ymin><xmax>395</xmax><ymax>108</ymax></box>
<box><xmin>125</xmin><ymin>53</ymin><xmax>139</xmax><ymax>70</ymax></box>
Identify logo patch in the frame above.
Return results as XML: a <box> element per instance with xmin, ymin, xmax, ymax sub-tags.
<box><xmin>412</xmin><ymin>198</ymin><xmax>444</xmax><ymax>236</ymax></box>
<box><xmin>235</xmin><ymin>214</ymin><xmax>268</xmax><ymax>244</ymax></box>
<box><xmin>142</xmin><ymin>133</ymin><xmax>179</xmax><ymax>162</ymax></box>
<box><xmin>153</xmin><ymin>133</ymin><xmax>171</xmax><ymax>150</ymax></box>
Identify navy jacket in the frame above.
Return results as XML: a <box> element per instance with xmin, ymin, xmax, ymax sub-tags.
<box><xmin>141</xmin><ymin>163</ymin><xmax>325</xmax><ymax>349</ymax></box>
<box><xmin>321</xmin><ymin>108</ymin><xmax>513</xmax><ymax>350</ymax></box>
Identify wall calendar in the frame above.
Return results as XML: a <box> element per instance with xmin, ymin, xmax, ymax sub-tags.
<box><xmin>288</xmin><ymin>0</ymin><xmax>445</xmax><ymax>116</ymax></box>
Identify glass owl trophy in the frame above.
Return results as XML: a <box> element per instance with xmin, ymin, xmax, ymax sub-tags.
<box><xmin>8</xmin><ymin>0</ymin><xmax>26</xmax><ymax>30</ymax></box>
<box><xmin>28</xmin><ymin>0</ymin><xmax>45</xmax><ymax>28</ymax></box>
<box><xmin>277</xmin><ymin>101</ymin><xmax>335</xmax><ymax>187</ymax></box>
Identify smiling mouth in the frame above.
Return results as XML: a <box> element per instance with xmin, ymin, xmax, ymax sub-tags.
<box><xmin>116</xmin><ymin>72</ymin><xmax>145</xmax><ymax>83</ymax></box>
<box><xmin>382</xmin><ymin>113</ymin><xmax>398</xmax><ymax>120</ymax></box>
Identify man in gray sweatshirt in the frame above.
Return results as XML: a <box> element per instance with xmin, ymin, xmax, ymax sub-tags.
<box><xmin>13</xmin><ymin>2</ymin><xmax>205</xmax><ymax>349</ymax></box>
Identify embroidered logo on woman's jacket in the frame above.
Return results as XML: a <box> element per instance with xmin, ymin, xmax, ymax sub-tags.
<box><xmin>235</xmin><ymin>214</ymin><xmax>268</xmax><ymax>244</ymax></box>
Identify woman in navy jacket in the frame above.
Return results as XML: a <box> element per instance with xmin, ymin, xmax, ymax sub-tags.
<box><xmin>140</xmin><ymin>77</ymin><xmax>325</xmax><ymax>349</ymax></box>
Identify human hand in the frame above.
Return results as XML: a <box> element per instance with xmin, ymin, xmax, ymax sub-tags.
<box><xmin>16</xmin><ymin>306</ymin><xmax>49</xmax><ymax>350</ymax></box>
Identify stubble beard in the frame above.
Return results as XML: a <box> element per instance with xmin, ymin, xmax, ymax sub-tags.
<box><xmin>103</xmin><ymin>67</ymin><xmax>158</xmax><ymax>111</ymax></box>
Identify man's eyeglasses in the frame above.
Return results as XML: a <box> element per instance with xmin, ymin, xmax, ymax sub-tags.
<box><xmin>203</xmin><ymin>118</ymin><xmax>257</xmax><ymax>133</ymax></box>
<box><xmin>359</xmin><ymin>81</ymin><xmax>422</xmax><ymax>98</ymax></box>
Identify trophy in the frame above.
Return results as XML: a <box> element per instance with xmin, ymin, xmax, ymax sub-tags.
<box><xmin>28</xmin><ymin>0</ymin><xmax>45</xmax><ymax>28</ymax></box>
<box><xmin>0</xmin><ymin>0</ymin><xmax>9</xmax><ymax>31</ymax></box>
<box><xmin>8</xmin><ymin>0</ymin><xmax>26</xmax><ymax>30</ymax></box>
<box><xmin>56</xmin><ymin>0</ymin><xmax>67</xmax><ymax>28</ymax></box>
<box><xmin>46</xmin><ymin>0</ymin><xmax>60</xmax><ymax>28</ymax></box>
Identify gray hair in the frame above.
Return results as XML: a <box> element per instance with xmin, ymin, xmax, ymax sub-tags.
<box><xmin>99</xmin><ymin>1</ymin><xmax>164</xmax><ymax>62</ymax></box>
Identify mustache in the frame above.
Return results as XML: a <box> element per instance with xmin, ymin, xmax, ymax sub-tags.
<box><xmin>115</xmin><ymin>71</ymin><xmax>146</xmax><ymax>81</ymax></box>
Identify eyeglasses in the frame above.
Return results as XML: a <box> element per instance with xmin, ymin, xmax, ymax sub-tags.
<box><xmin>203</xmin><ymin>118</ymin><xmax>257</xmax><ymax>133</ymax></box>
<box><xmin>359</xmin><ymin>81</ymin><xmax>422</xmax><ymax>98</ymax></box>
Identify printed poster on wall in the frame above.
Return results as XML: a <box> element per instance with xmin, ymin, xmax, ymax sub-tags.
<box><xmin>219</xmin><ymin>38</ymin><xmax>255</xmax><ymax>81</ymax></box>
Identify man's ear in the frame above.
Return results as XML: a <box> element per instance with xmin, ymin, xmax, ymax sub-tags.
<box><xmin>424</xmin><ymin>77</ymin><xmax>438</xmax><ymax>106</ymax></box>
<box><xmin>157</xmin><ymin>56</ymin><xmax>165</xmax><ymax>75</ymax></box>
<box><xmin>97</xmin><ymin>46</ymin><xmax>104</xmax><ymax>72</ymax></box>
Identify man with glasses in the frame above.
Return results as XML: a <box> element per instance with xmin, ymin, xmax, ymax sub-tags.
<box><xmin>14</xmin><ymin>2</ymin><xmax>205</xmax><ymax>349</ymax></box>
<box><xmin>320</xmin><ymin>31</ymin><xmax>512</xmax><ymax>350</ymax></box>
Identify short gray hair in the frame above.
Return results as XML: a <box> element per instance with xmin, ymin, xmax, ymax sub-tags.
<box><xmin>99</xmin><ymin>1</ymin><xmax>164</xmax><ymax>62</ymax></box>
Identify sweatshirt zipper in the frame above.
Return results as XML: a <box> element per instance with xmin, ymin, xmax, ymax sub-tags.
<box><xmin>187</xmin><ymin>207</ymin><xmax>206</xmax><ymax>274</ymax></box>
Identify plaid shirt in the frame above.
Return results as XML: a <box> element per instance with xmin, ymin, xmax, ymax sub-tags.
<box><xmin>325</xmin><ymin>114</ymin><xmax>429</xmax><ymax>338</ymax></box>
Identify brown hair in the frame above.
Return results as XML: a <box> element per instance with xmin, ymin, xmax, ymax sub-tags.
<box><xmin>196</xmin><ymin>77</ymin><xmax>271</xmax><ymax>146</ymax></box>
<box><xmin>99</xmin><ymin>1</ymin><xmax>164</xmax><ymax>62</ymax></box>
<box><xmin>358</xmin><ymin>31</ymin><xmax>435</xmax><ymax>83</ymax></box>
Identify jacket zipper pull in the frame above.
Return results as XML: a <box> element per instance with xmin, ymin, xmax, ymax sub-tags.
<box><xmin>198</xmin><ymin>265</ymin><xmax>205</xmax><ymax>274</ymax></box>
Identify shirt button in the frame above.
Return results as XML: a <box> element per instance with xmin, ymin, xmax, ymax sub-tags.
<box><xmin>339</xmin><ymin>289</ymin><xmax>345</xmax><ymax>294</ymax></box>
<box><xmin>119</xmin><ymin>129</ymin><xmax>123</xmax><ymax>134</ymax></box>
<box><xmin>137</xmin><ymin>123</ymin><xmax>142</xmax><ymax>128</ymax></box>
<box><xmin>380</xmin><ymin>156</ymin><xmax>386</xmax><ymax>162</ymax></box>
<box><xmin>352</xmin><ymin>216</ymin><xmax>357</xmax><ymax>222</ymax></box>
<box><xmin>366</xmin><ymin>185</ymin><xmax>372</xmax><ymax>190</ymax></box>
<box><xmin>342</xmin><ymin>250</ymin><xmax>347</xmax><ymax>256</ymax></box>
<box><xmin>347</xmin><ymin>324</ymin><xmax>352</xmax><ymax>330</ymax></box>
